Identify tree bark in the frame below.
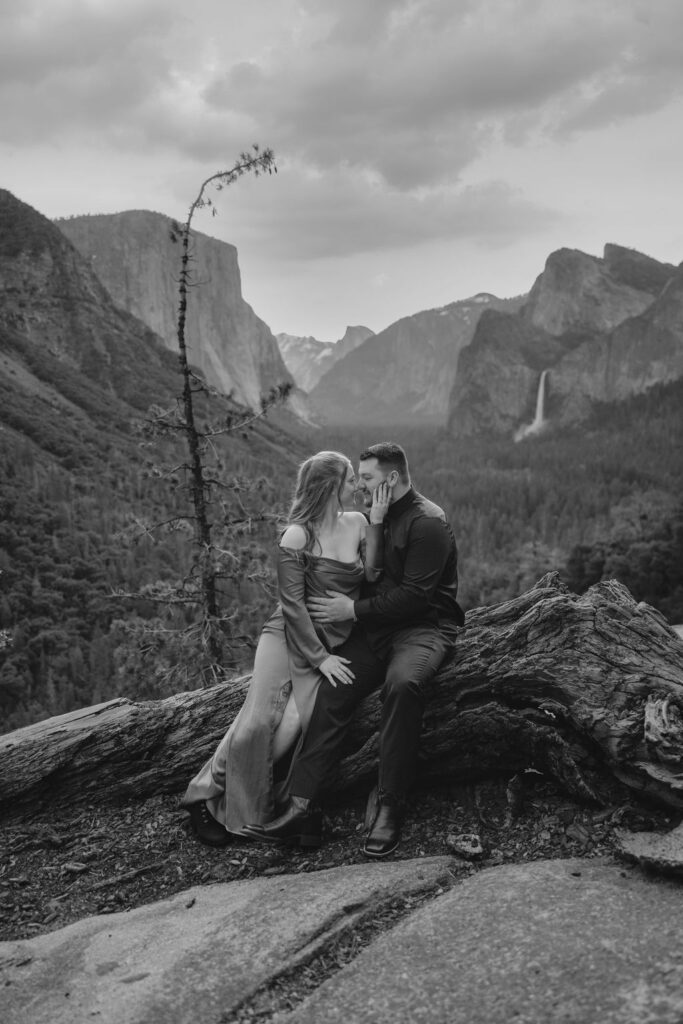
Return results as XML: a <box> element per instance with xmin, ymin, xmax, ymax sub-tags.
<box><xmin>2</xmin><ymin>573</ymin><xmax>682</xmax><ymax>823</ymax></box>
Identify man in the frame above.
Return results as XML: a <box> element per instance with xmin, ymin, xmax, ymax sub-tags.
<box><xmin>244</xmin><ymin>442</ymin><xmax>464</xmax><ymax>857</ymax></box>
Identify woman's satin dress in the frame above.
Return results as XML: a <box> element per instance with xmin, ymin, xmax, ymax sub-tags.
<box><xmin>181</xmin><ymin>547</ymin><xmax>364</xmax><ymax>834</ymax></box>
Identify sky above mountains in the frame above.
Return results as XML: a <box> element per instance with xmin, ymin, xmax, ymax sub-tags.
<box><xmin>2</xmin><ymin>0</ymin><xmax>682</xmax><ymax>342</ymax></box>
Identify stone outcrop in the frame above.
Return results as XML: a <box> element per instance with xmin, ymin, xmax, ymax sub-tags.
<box><xmin>277</xmin><ymin>325</ymin><xmax>374</xmax><ymax>392</ymax></box>
<box><xmin>449</xmin><ymin>245</ymin><xmax>682</xmax><ymax>437</ymax></box>
<box><xmin>309</xmin><ymin>294</ymin><xmax>525</xmax><ymax>427</ymax></box>
<box><xmin>0</xmin><ymin>858</ymin><xmax>453</xmax><ymax>1024</ymax></box>
<box><xmin>3</xmin><ymin>857</ymin><xmax>683</xmax><ymax>1024</ymax></box>
<box><xmin>57</xmin><ymin>211</ymin><xmax>293</xmax><ymax>410</ymax></box>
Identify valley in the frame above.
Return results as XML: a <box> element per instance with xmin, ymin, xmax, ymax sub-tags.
<box><xmin>1</xmin><ymin>188</ymin><xmax>681</xmax><ymax>735</ymax></box>
<box><xmin>320</xmin><ymin>379</ymin><xmax>683</xmax><ymax>620</ymax></box>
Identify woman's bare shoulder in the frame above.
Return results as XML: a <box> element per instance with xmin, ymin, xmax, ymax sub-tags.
<box><xmin>279</xmin><ymin>523</ymin><xmax>308</xmax><ymax>550</ymax></box>
<box><xmin>342</xmin><ymin>510</ymin><xmax>368</xmax><ymax>533</ymax></box>
<box><xmin>341</xmin><ymin>510</ymin><xmax>367</xmax><ymax>524</ymax></box>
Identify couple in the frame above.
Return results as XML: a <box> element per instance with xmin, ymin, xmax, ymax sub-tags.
<box><xmin>182</xmin><ymin>441</ymin><xmax>464</xmax><ymax>857</ymax></box>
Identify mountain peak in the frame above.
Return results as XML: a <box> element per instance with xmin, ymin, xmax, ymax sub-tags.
<box><xmin>338</xmin><ymin>324</ymin><xmax>373</xmax><ymax>344</ymax></box>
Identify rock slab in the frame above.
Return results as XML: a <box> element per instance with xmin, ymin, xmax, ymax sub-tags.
<box><xmin>0</xmin><ymin>856</ymin><xmax>452</xmax><ymax>1024</ymax></box>
<box><xmin>280</xmin><ymin>858</ymin><xmax>683</xmax><ymax>1024</ymax></box>
<box><xmin>5</xmin><ymin>856</ymin><xmax>683</xmax><ymax>1024</ymax></box>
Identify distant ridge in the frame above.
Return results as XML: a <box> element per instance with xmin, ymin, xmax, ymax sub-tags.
<box><xmin>0</xmin><ymin>189</ymin><xmax>181</xmax><ymax>419</ymax></box>
<box><xmin>307</xmin><ymin>293</ymin><xmax>524</xmax><ymax>426</ymax></box>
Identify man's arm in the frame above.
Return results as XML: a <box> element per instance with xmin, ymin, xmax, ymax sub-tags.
<box><xmin>354</xmin><ymin>516</ymin><xmax>453</xmax><ymax>623</ymax></box>
<box><xmin>308</xmin><ymin>516</ymin><xmax>455</xmax><ymax>625</ymax></box>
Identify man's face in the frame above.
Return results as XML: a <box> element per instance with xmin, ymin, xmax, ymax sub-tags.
<box><xmin>356</xmin><ymin>457</ymin><xmax>393</xmax><ymax>506</ymax></box>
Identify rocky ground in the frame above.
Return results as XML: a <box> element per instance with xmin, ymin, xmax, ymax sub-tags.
<box><xmin>1</xmin><ymin>774</ymin><xmax>679</xmax><ymax>945</ymax></box>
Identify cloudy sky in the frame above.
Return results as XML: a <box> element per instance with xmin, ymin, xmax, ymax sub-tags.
<box><xmin>3</xmin><ymin>0</ymin><xmax>683</xmax><ymax>342</ymax></box>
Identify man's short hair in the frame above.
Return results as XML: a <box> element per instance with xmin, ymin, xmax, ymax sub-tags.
<box><xmin>359</xmin><ymin>442</ymin><xmax>410</xmax><ymax>484</ymax></box>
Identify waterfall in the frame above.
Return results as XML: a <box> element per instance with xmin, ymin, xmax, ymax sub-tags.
<box><xmin>514</xmin><ymin>370</ymin><xmax>549</xmax><ymax>441</ymax></box>
<box><xmin>531</xmin><ymin>369</ymin><xmax>548</xmax><ymax>431</ymax></box>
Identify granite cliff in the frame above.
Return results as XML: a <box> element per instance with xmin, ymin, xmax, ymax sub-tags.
<box><xmin>308</xmin><ymin>294</ymin><xmax>525</xmax><ymax>426</ymax></box>
<box><xmin>449</xmin><ymin>245</ymin><xmax>682</xmax><ymax>437</ymax></box>
<box><xmin>276</xmin><ymin>325</ymin><xmax>374</xmax><ymax>392</ymax></box>
<box><xmin>57</xmin><ymin>211</ymin><xmax>293</xmax><ymax>410</ymax></box>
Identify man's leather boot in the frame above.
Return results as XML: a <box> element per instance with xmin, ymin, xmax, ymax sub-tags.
<box><xmin>242</xmin><ymin>796</ymin><xmax>323</xmax><ymax>848</ymax></box>
<box><xmin>363</xmin><ymin>791</ymin><xmax>403</xmax><ymax>858</ymax></box>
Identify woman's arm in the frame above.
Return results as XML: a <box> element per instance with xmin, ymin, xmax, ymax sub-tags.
<box><xmin>277</xmin><ymin>536</ymin><xmax>329</xmax><ymax>669</ymax></box>
<box><xmin>277</xmin><ymin>533</ymin><xmax>355</xmax><ymax>687</ymax></box>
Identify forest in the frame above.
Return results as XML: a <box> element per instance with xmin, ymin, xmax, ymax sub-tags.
<box><xmin>1</xmin><ymin>373</ymin><xmax>681</xmax><ymax>734</ymax></box>
<box><xmin>0</xmin><ymin>357</ymin><xmax>305</xmax><ymax>731</ymax></box>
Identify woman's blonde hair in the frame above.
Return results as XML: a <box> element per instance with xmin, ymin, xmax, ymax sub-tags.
<box><xmin>287</xmin><ymin>450</ymin><xmax>352</xmax><ymax>552</ymax></box>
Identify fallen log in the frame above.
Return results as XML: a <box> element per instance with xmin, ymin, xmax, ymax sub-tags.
<box><xmin>1</xmin><ymin>573</ymin><xmax>682</xmax><ymax>823</ymax></box>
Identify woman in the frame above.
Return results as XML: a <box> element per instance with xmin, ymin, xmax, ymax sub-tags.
<box><xmin>182</xmin><ymin>450</ymin><xmax>388</xmax><ymax>846</ymax></box>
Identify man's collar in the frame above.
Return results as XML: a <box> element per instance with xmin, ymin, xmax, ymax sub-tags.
<box><xmin>387</xmin><ymin>486</ymin><xmax>416</xmax><ymax>519</ymax></box>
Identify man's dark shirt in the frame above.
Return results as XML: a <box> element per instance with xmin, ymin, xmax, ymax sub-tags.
<box><xmin>354</xmin><ymin>487</ymin><xmax>464</xmax><ymax>650</ymax></box>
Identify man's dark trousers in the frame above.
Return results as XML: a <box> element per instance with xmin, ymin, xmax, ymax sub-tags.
<box><xmin>291</xmin><ymin>624</ymin><xmax>452</xmax><ymax>801</ymax></box>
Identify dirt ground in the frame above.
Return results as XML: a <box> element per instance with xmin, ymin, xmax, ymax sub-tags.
<box><xmin>1</xmin><ymin>775</ymin><xmax>677</xmax><ymax>944</ymax></box>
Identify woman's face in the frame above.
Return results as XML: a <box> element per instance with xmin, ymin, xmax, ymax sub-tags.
<box><xmin>340</xmin><ymin>463</ymin><xmax>357</xmax><ymax>506</ymax></box>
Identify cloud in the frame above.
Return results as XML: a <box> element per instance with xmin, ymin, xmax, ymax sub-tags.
<box><xmin>186</xmin><ymin>161</ymin><xmax>563</xmax><ymax>261</ymax></box>
<box><xmin>0</xmin><ymin>0</ymin><xmax>174</xmax><ymax>141</ymax></box>
<box><xmin>2</xmin><ymin>0</ymin><xmax>681</xmax><ymax>274</ymax></box>
<box><xmin>551</xmin><ymin>4</ymin><xmax>683</xmax><ymax>135</ymax></box>
<box><xmin>198</xmin><ymin>0</ymin><xmax>683</xmax><ymax>191</ymax></box>
<box><xmin>0</xmin><ymin>0</ymin><xmax>168</xmax><ymax>83</ymax></box>
<box><xmin>4</xmin><ymin>1</ymin><xmax>683</xmax><ymax>170</ymax></box>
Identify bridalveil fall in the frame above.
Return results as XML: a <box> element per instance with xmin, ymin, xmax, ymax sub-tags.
<box><xmin>515</xmin><ymin>370</ymin><xmax>549</xmax><ymax>441</ymax></box>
